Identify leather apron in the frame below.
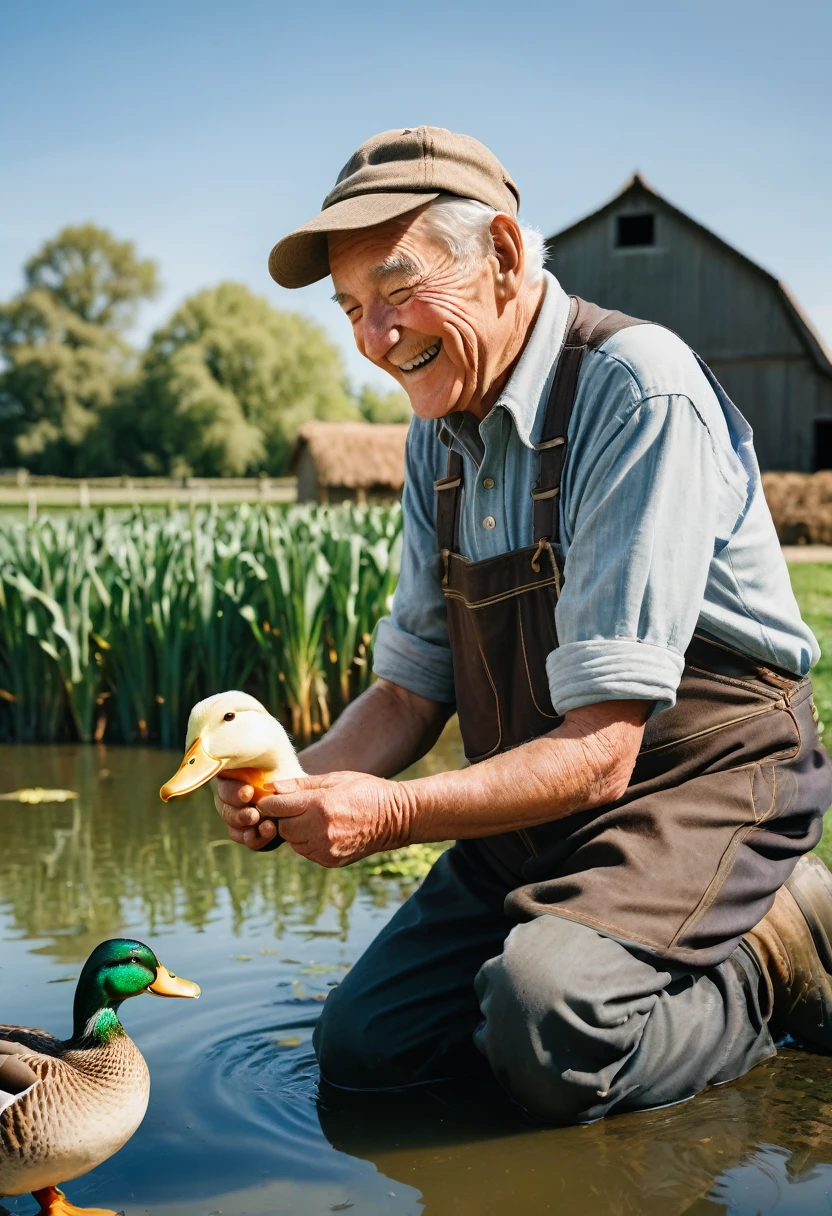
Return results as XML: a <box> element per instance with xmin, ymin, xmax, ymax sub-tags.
<box><xmin>435</xmin><ymin>297</ymin><xmax>832</xmax><ymax>968</ymax></box>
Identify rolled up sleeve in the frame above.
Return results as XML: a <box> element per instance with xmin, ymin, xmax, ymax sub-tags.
<box><xmin>547</xmin><ymin>639</ymin><xmax>685</xmax><ymax>714</ymax></box>
<box><xmin>372</xmin><ymin>422</ymin><xmax>455</xmax><ymax>705</ymax></box>
<box><xmin>549</xmin><ymin>392</ymin><xmax>745</xmax><ymax>716</ymax></box>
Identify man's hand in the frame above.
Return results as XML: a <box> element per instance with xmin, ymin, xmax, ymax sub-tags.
<box><xmin>215</xmin><ymin>772</ymin><xmax>406</xmax><ymax>866</ymax></box>
<box><xmin>214</xmin><ymin>776</ymin><xmax>272</xmax><ymax>850</ymax></box>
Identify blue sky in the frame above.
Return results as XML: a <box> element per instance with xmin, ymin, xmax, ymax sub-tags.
<box><xmin>2</xmin><ymin>0</ymin><xmax>830</xmax><ymax>392</ymax></box>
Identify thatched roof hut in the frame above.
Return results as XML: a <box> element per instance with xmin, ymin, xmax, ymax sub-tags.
<box><xmin>290</xmin><ymin>421</ymin><xmax>409</xmax><ymax>503</ymax></box>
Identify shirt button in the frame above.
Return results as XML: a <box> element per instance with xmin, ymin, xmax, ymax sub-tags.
<box><xmin>482</xmin><ymin>477</ymin><xmax>495</xmax><ymax>490</ymax></box>
<box><xmin>482</xmin><ymin>515</ymin><xmax>497</xmax><ymax>530</ymax></box>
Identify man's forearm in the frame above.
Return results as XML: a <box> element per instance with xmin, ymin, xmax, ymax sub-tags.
<box><xmin>393</xmin><ymin>700</ymin><xmax>648</xmax><ymax>844</ymax></box>
<box><xmin>222</xmin><ymin>698</ymin><xmax>649</xmax><ymax>864</ymax></box>
<box><xmin>299</xmin><ymin>677</ymin><xmax>451</xmax><ymax>778</ymax></box>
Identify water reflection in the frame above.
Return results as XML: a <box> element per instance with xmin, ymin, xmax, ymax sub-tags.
<box><xmin>318</xmin><ymin>1049</ymin><xmax>832</xmax><ymax>1215</ymax></box>
<box><xmin>1</xmin><ymin>726</ymin><xmax>832</xmax><ymax>1215</ymax></box>
<box><xmin>0</xmin><ymin>736</ymin><xmax>457</xmax><ymax>962</ymax></box>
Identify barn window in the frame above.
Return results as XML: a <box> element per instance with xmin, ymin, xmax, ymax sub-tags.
<box><xmin>814</xmin><ymin>419</ymin><xmax>832</xmax><ymax>471</ymax></box>
<box><xmin>615</xmin><ymin>213</ymin><xmax>655</xmax><ymax>248</ymax></box>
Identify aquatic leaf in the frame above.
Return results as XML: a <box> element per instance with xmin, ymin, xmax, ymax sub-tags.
<box><xmin>0</xmin><ymin>787</ymin><xmax>79</xmax><ymax>804</ymax></box>
<box><xmin>298</xmin><ymin>962</ymin><xmax>350</xmax><ymax>975</ymax></box>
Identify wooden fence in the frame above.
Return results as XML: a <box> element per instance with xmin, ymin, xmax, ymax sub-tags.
<box><xmin>0</xmin><ymin>471</ymin><xmax>297</xmax><ymax>515</ymax></box>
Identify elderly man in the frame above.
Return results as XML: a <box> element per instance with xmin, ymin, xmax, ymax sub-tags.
<box><xmin>218</xmin><ymin>128</ymin><xmax>832</xmax><ymax>1124</ymax></box>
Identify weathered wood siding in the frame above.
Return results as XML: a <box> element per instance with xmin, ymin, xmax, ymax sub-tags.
<box><xmin>295</xmin><ymin>449</ymin><xmax>321</xmax><ymax>503</ymax></box>
<box><xmin>545</xmin><ymin>185</ymin><xmax>832</xmax><ymax>470</ymax></box>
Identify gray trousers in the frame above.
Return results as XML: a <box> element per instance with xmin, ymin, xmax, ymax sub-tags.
<box><xmin>313</xmin><ymin>841</ymin><xmax>777</xmax><ymax>1124</ymax></box>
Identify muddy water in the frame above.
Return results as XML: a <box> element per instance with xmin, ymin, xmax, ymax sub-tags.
<box><xmin>1</xmin><ymin>725</ymin><xmax>832</xmax><ymax>1215</ymax></box>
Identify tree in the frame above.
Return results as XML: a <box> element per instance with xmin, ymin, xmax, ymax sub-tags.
<box><xmin>0</xmin><ymin>225</ymin><xmax>158</xmax><ymax>474</ymax></box>
<box><xmin>25</xmin><ymin>224</ymin><xmax>159</xmax><ymax>330</ymax></box>
<box><xmin>96</xmin><ymin>283</ymin><xmax>359</xmax><ymax>477</ymax></box>
<box><xmin>357</xmin><ymin>384</ymin><xmax>412</xmax><ymax>424</ymax></box>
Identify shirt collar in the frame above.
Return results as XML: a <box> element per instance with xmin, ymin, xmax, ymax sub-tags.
<box><xmin>436</xmin><ymin>271</ymin><xmax>572</xmax><ymax>456</ymax></box>
<box><xmin>495</xmin><ymin>270</ymin><xmax>572</xmax><ymax>448</ymax></box>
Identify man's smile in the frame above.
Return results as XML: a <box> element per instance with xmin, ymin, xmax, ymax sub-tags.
<box><xmin>395</xmin><ymin>340</ymin><xmax>442</xmax><ymax>374</ymax></box>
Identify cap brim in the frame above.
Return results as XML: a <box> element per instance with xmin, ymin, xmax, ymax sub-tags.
<box><xmin>268</xmin><ymin>191</ymin><xmax>440</xmax><ymax>289</ymax></box>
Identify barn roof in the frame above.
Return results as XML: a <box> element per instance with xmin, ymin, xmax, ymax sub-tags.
<box><xmin>546</xmin><ymin>174</ymin><xmax>832</xmax><ymax>379</ymax></box>
<box><xmin>290</xmin><ymin>421</ymin><xmax>409</xmax><ymax>489</ymax></box>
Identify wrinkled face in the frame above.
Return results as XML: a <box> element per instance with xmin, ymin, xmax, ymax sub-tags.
<box><xmin>329</xmin><ymin>209</ymin><xmax>510</xmax><ymax>420</ymax></box>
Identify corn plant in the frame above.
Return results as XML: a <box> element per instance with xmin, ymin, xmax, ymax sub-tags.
<box><xmin>0</xmin><ymin>502</ymin><xmax>403</xmax><ymax>746</ymax></box>
<box><xmin>241</xmin><ymin>512</ymin><xmax>333</xmax><ymax>740</ymax></box>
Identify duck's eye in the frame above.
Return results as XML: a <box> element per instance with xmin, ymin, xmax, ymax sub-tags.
<box><xmin>224</xmin><ymin>712</ymin><xmax>236</xmax><ymax>722</ymax></box>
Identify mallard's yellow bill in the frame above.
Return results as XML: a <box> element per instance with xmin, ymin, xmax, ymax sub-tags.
<box><xmin>149</xmin><ymin>964</ymin><xmax>201</xmax><ymax>999</ymax></box>
<box><xmin>159</xmin><ymin>738</ymin><xmax>223</xmax><ymax>801</ymax></box>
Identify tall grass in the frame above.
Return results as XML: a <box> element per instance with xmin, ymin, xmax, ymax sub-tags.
<box><xmin>0</xmin><ymin>504</ymin><xmax>402</xmax><ymax>747</ymax></box>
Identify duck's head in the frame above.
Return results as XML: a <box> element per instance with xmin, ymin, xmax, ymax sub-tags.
<box><xmin>159</xmin><ymin>691</ymin><xmax>301</xmax><ymax>802</ymax></box>
<box><xmin>73</xmin><ymin>938</ymin><xmax>200</xmax><ymax>1043</ymax></box>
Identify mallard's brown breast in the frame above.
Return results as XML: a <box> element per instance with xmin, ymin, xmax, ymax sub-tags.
<box><xmin>0</xmin><ymin>1033</ymin><xmax>150</xmax><ymax>1197</ymax></box>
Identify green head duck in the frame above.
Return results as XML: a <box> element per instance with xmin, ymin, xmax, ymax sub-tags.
<box><xmin>72</xmin><ymin>938</ymin><xmax>200</xmax><ymax>1044</ymax></box>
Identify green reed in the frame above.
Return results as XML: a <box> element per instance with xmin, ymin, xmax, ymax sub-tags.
<box><xmin>0</xmin><ymin>503</ymin><xmax>403</xmax><ymax>747</ymax></box>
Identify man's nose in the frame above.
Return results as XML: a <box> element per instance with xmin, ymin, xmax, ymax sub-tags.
<box><xmin>361</xmin><ymin>303</ymin><xmax>400</xmax><ymax>363</ymax></box>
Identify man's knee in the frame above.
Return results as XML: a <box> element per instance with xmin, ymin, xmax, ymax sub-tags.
<box><xmin>313</xmin><ymin>977</ymin><xmax>388</xmax><ymax>1088</ymax></box>
<box><xmin>474</xmin><ymin>915</ymin><xmax>670</xmax><ymax>1123</ymax></box>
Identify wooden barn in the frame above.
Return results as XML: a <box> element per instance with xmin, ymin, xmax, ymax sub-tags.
<box><xmin>544</xmin><ymin>175</ymin><xmax>832</xmax><ymax>472</ymax></box>
<box><xmin>290</xmin><ymin>420</ymin><xmax>409</xmax><ymax>503</ymax></box>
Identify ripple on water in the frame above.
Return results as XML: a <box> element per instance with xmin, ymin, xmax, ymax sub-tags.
<box><xmin>94</xmin><ymin>1013</ymin><xmax>425</xmax><ymax>1215</ymax></box>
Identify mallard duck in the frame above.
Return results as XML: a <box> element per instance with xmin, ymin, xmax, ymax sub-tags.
<box><xmin>0</xmin><ymin>938</ymin><xmax>199</xmax><ymax>1216</ymax></box>
<box><xmin>159</xmin><ymin>690</ymin><xmax>304</xmax><ymax>805</ymax></box>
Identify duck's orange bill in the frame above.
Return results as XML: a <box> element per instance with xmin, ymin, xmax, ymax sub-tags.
<box><xmin>149</xmin><ymin>964</ymin><xmax>201</xmax><ymax>999</ymax></box>
<box><xmin>159</xmin><ymin>738</ymin><xmax>223</xmax><ymax>802</ymax></box>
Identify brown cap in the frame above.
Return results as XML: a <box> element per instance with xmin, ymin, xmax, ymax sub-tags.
<box><xmin>268</xmin><ymin>126</ymin><xmax>519</xmax><ymax>289</ymax></box>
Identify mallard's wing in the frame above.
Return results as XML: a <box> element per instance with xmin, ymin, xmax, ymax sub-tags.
<box><xmin>0</xmin><ymin>1040</ymin><xmax>44</xmax><ymax>1116</ymax></box>
<box><xmin>0</xmin><ymin>1025</ymin><xmax>63</xmax><ymax>1056</ymax></box>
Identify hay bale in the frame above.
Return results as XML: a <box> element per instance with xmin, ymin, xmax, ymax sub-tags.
<box><xmin>762</xmin><ymin>472</ymin><xmax>832</xmax><ymax>545</ymax></box>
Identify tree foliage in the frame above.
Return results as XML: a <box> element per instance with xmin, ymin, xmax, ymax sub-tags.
<box><xmin>2</xmin><ymin>228</ymin><xmax>401</xmax><ymax>478</ymax></box>
<box><xmin>24</xmin><ymin>223</ymin><xmax>159</xmax><ymax>331</ymax></box>
<box><xmin>357</xmin><ymin>385</ymin><xmax>412</xmax><ymax>424</ymax></box>
<box><xmin>96</xmin><ymin>282</ymin><xmax>358</xmax><ymax>477</ymax></box>
<box><xmin>0</xmin><ymin>225</ymin><xmax>158</xmax><ymax>474</ymax></box>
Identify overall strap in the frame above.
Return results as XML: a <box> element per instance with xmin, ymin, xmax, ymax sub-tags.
<box><xmin>435</xmin><ymin>445</ymin><xmax>463</xmax><ymax>554</ymax></box>
<box><xmin>532</xmin><ymin>297</ymin><xmax>649</xmax><ymax>552</ymax></box>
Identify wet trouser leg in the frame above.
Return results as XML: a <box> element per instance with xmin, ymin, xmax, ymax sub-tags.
<box><xmin>314</xmin><ymin>840</ymin><xmax>515</xmax><ymax>1088</ymax></box>
<box><xmin>313</xmin><ymin>841</ymin><xmax>775</xmax><ymax>1122</ymax></box>
<box><xmin>473</xmin><ymin>915</ymin><xmax>774</xmax><ymax>1123</ymax></box>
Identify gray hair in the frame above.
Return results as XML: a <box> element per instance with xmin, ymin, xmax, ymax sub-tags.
<box><xmin>421</xmin><ymin>195</ymin><xmax>546</xmax><ymax>287</ymax></box>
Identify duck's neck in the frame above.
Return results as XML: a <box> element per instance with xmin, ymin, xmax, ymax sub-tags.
<box><xmin>266</xmin><ymin>755</ymin><xmax>305</xmax><ymax>781</ymax></box>
<box><xmin>226</xmin><ymin>752</ymin><xmax>305</xmax><ymax>793</ymax></box>
<box><xmin>72</xmin><ymin>982</ymin><xmax>125</xmax><ymax>1045</ymax></box>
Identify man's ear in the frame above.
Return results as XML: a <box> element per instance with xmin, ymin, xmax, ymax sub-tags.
<box><xmin>490</xmin><ymin>213</ymin><xmax>525</xmax><ymax>302</ymax></box>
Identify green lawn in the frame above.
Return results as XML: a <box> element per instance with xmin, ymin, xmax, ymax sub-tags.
<box><xmin>789</xmin><ymin>564</ymin><xmax>832</xmax><ymax>732</ymax></box>
<box><xmin>789</xmin><ymin>563</ymin><xmax>832</xmax><ymax>863</ymax></box>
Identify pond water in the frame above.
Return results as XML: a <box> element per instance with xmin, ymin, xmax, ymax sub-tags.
<box><xmin>1</xmin><ymin>725</ymin><xmax>832</xmax><ymax>1215</ymax></box>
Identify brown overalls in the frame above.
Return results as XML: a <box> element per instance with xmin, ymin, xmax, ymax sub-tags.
<box><xmin>434</xmin><ymin>297</ymin><xmax>830</xmax><ymax>968</ymax></box>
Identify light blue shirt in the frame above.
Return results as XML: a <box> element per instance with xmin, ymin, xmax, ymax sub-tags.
<box><xmin>373</xmin><ymin>271</ymin><xmax>819</xmax><ymax>715</ymax></box>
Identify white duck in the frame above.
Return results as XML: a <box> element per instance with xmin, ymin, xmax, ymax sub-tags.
<box><xmin>160</xmin><ymin>691</ymin><xmax>304</xmax><ymax>806</ymax></box>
